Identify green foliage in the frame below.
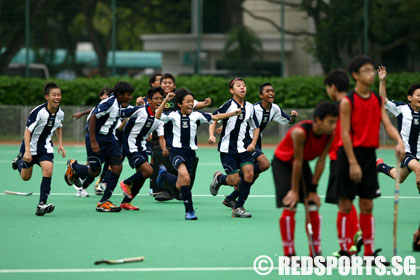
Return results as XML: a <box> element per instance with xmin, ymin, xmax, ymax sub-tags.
<box><xmin>1</xmin><ymin>73</ymin><xmax>420</xmax><ymax>108</ymax></box>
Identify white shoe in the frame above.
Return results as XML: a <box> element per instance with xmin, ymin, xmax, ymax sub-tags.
<box><xmin>74</xmin><ymin>185</ymin><xmax>82</xmax><ymax>197</ymax></box>
<box><xmin>80</xmin><ymin>188</ymin><xmax>89</xmax><ymax>197</ymax></box>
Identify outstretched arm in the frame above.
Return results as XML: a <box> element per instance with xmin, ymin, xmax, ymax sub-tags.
<box><xmin>211</xmin><ymin>108</ymin><xmax>241</xmax><ymax>121</ymax></box>
<box><xmin>194</xmin><ymin>98</ymin><xmax>212</xmax><ymax>110</ymax></box>
<box><xmin>72</xmin><ymin>108</ymin><xmax>94</xmax><ymax>120</ymax></box>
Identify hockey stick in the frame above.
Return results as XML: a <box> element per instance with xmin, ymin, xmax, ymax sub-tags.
<box><xmin>4</xmin><ymin>190</ymin><xmax>33</xmax><ymax>196</ymax></box>
<box><xmin>393</xmin><ymin>161</ymin><xmax>401</xmax><ymax>257</ymax></box>
<box><xmin>300</xmin><ymin>176</ymin><xmax>317</xmax><ymax>257</ymax></box>
<box><xmin>94</xmin><ymin>256</ymin><xmax>144</xmax><ymax>265</ymax></box>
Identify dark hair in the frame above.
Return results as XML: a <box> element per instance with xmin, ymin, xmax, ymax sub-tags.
<box><xmin>161</xmin><ymin>73</ymin><xmax>176</xmax><ymax>84</ymax></box>
<box><xmin>259</xmin><ymin>82</ymin><xmax>273</xmax><ymax>94</ymax></box>
<box><xmin>113</xmin><ymin>81</ymin><xmax>134</xmax><ymax>96</ymax></box>
<box><xmin>348</xmin><ymin>55</ymin><xmax>375</xmax><ymax>76</ymax></box>
<box><xmin>149</xmin><ymin>73</ymin><xmax>162</xmax><ymax>87</ymax></box>
<box><xmin>99</xmin><ymin>87</ymin><xmax>113</xmax><ymax>97</ymax></box>
<box><xmin>229</xmin><ymin>77</ymin><xmax>245</xmax><ymax>89</ymax></box>
<box><xmin>313</xmin><ymin>101</ymin><xmax>338</xmax><ymax>120</ymax></box>
<box><xmin>324</xmin><ymin>69</ymin><xmax>349</xmax><ymax>92</ymax></box>
<box><xmin>408</xmin><ymin>83</ymin><xmax>420</xmax><ymax>96</ymax></box>
<box><xmin>175</xmin><ymin>88</ymin><xmax>195</xmax><ymax>105</ymax></box>
<box><xmin>147</xmin><ymin>86</ymin><xmax>165</xmax><ymax>100</ymax></box>
<box><xmin>43</xmin><ymin>82</ymin><xmax>60</xmax><ymax>95</ymax></box>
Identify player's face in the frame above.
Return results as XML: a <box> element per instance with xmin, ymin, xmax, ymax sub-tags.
<box><xmin>230</xmin><ymin>80</ymin><xmax>247</xmax><ymax>99</ymax></box>
<box><xmin>118</xmin><ymin>92</ymin><xmax>133</xmax><ymax>105</ymax></box>
<box><xmin>260</xmin><ymin>85</ymin><xmax>275</xmax><ymax>103</ymax></box>
<box><xmin>355</xmin><ymin>63</ymin><xmax>376</xmax><ymax>85</ymax></box>
<box><xmin>45</xmin><ymin>88</ymin><xmax>62</xmax><ymax>109</ymax></box>
<box><xmin>325</xmin><ymin>84</ymin><xmax>336</xmax><ymax>101</ymax></box>
<box><xmin>408</xmin><ymin>89</ymin><xmax>420</xmax><ymax>110</ymax></box>
<box><xmin>151</xmin><ymin>75</ymin><xmax>162</xmax><ymax>87</ymax></box>
<box><xmin>100</xmin><ymin>93</ymin><xmax>109</xmax><ymax>100</ymax></box>
<box><xmin>318</xmin><ymin>115</ymin><xmax>337</xmax><ymax>135</ymax></box>
<box><xmin>179</xmin><ymin>95</ymin><xmax>194</xmax><ymax>115</ymax></box>
<box><xmin>149</xmin><ymin>92</ymin><xmax>164</xmax><ymax>111</ymax></box>
<box><xmin>161</xmin><ymin>78</ymin><xmax>175</xmax><ymax>93</ymax></box>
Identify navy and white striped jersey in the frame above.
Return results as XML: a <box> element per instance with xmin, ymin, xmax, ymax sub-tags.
<box><xmin>86</xmin><ymin>95</ymin><xmax>136</xmax><ymax>137</ymax></box>
<box><xmin>250</xmin><ymin>102</ymin><xmax>290</xmax><ymax>149</ymax></box>
<box><xmin>214</xmin><ymin>99</ymin><xmax>259</xmax><ymax>154</ymax></box>
<box><xmin>386</xmin><ymin>100</ymin><xmax>420</xmax><ymax>157</ymax></box>
<box><xmin>25</xmin><ymin>103</ymin><xmax>64</xmax><ymax>155</ymax></box>
<box><xmin>123</xmin><ymin>105</ymin><xmax>164</xmax><ymax>154</ymax></box>
<box><xmin>159</xmin><ymin>110</ymin><xmax>212</xmax><ymax>150</ymax></box>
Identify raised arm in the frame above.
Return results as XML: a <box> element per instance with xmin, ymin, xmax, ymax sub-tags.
<box><xmin>289</xmin><ymin>110</ymin><xmax>298</xmax><ymax>124</ymax></box>
<box><xmin>156</xmin><ymin>92</ymin><xmax>175</xmax><ymax>119</ymax></box>
<box><xmin>211</xmin><ymin>108</ymin><xmax>241</xmax><ymax>121</ymax></box>
<box><xmin>194</xmin><ymin>98</ymin><xmax>212</xmax><ymax>110</ymax></box>
<box><xmin>378</xmin><ymin>66</ymin><xmax>388</xmax><ymax>103</ymax></box>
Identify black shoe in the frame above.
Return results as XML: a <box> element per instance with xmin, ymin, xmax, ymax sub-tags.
<box><xmin>36</xmin><ymin>202</ymin><xmax>55</xmax><ymax>216</ymax></box>
<box><xmin>12</xmin><ymin>153</ymin><xmax>22</xmax><ymax>170</ymax></box>
<box><xmin>368</xmin><ymin>249</ymin><xmax>390</xmax><ymax>266</ymax></box>
<box><xmin>154</xmin><ymin>190</ymin><xmax>174</xmax><ymax>201</ymax></box>
<box><xmin>222</xmin><ymin>196</ymin><xmax>236</xmax><ymax>208</ymax></box>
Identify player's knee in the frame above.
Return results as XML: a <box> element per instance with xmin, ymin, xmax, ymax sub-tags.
<box><xmin>21</xmin><ymin>174</ymin><xmax>31</xmax><ymax>181</ymax></box>
<box><xmin>258</xmin><ymin>158</ymin><xmax>270</xmax><ymax>172</ymax></box>
<box><xmin>243</xmin><ymin>170</ymin><xmax>254</xmax><ymax>182</ymax></box>
<box><xmin>359</xmin><ymin>200</ymin><xmax>373</xmax><ymax>214</ymax></box>
<box><xmin>142</xmin><ymin>165</ymin><xmax>153</xmax><ymax>178</ymax></box>
<box><xmin>338</xmin><ymin>199</ymin><xmax>353</xmax><ymax>213</ymax></box>
<box><xmin>111</xmin><ymin>164</ymin><xmax>122</xmax><ymax>175</ymax></box>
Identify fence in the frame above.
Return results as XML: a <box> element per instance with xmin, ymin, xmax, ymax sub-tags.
<box><xmin>0</xmin><ymin>106</ymin><xmax>396</xmax><ymax>145</ymax></box>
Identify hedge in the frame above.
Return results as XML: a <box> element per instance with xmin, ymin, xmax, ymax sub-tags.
<box><xmin>1</xmin><ymin>73</ymin><xmax>419</xmax><ymax>108</ymax></box>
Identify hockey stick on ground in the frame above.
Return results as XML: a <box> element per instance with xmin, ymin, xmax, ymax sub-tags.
<box><xmin>94</xmin><ymin>256</ymin><xmax>145</xmax><ymax>265</ymax></box>
<box><xmin>300</xmin><ymin>176</ymin><xmax>317</xmax><ymax>257</ymax></box>
<box><xmin>4</xmin><ymin>190</ymin><xmax>33</xmax><ymax>196</ymax></box>
<box><xmin>393</xmin><ymin>161</ymin><xmax>401</xmax><ymax>257</ymax></box>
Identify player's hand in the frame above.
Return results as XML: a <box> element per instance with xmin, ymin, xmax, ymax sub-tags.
<box><xmin>91</xmin><ymin>140</ymin><xmax>100</xmax><ymax>154</ymax></box>
<box><xmin>232</xmin><ymin>108</ymin><xmax>241</xmax><ymax>116</ymax></box>
<box><xmin>72</xmin><ymin>112</ymin><xmax>83</xmax><ymax>120</ymax></box>
<box><xmin>215</xmin><ymin>126</ymin><xmax>223</xmax><ymax>134</ymax></box>
<box><xmin>377</xmin><ymin>66</ymin><xmax>387</xmax><ymax>80</ymax></box>
<box><xmin>146</xmin><ymin>134</ymin><xmax>153</xmax><ymax>142</ymax></box>
<box><xmin>283</xmin><ymin>190</ymin><xmax>299</xmax><ymax>208</ymax></box>
<box><xmin>395</xmin><ymin>141</ymin><xmax>405</xmax><ymax>162</ymax></box>
<box><xmin>58</xmin><ymin>145</ymin><xmax>66</xmax><ymax>158</ymax></box>
<box><xmin>208</xmin><ymin>136</ymin><xmax>216</xmax><ymax>144</ymax></box>
<box><xmin>23</xmin><ymin>151</ymin><xmax>32</xmax><ymax>163</ymax></box>
<box><xmin>290</xmin><ymin>110</ymin><xmax>298</xmax><ymax>118</ymax></box>
<box><xmin>165</xmin><ymin>92</ymin><xmax>176</xmax><ymax>101</ymax></box>
<box><xmin>307</xmin><ymin>192</ymin><xmax>321</xmax><ymax>207</ymax></box>
<box><xmin>349</xmin><ymin>162</ymin><xmax>362</xmax><ymax>183</ymax></box>
<box><xmin>204</xmin><ymin>98</ymin><xmax>212</xmax><ymax>106</ymax></box>
<box><xmin>136</xmin><ymin>97</ymin><xmax>145</xmax><ymax>106</ymax></box>
<box><xmin>162</xmin><ymin>148</ymin><xmax>169</xmax><ymax>157</ymax></box>
<box><xmin>246</xmin><ymin>143</ymin><xmax>255</xmax><ymax>152</ymax></box>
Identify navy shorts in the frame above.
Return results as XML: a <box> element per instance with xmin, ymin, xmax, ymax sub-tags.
<box><xmin>127</xmin><ymin>151</ymin><xmax>149</xmax><ymax>169</ymax></box>
<box><xmin>19</xmin><ymin>141</ymin><xmax>54</xmax><ymax>167</ymax></box>
<box><xmin>220</xmin><ymin>152</ymin><xmax>254</xmax><ymax>175</ymax></box>
<box><xmin>251</xmin><ymin>148</ymin><xmax>263</xmax><ymax>162</ymax></box>
<box><xmin>169</xmin><ymin>147</ymin><xmax>196</xmax><ymax>174</ymax></box>
<box><xmin>85</xmin><ymin>134</ymin><xmax>122</xmax><ymax>164</ymax></box>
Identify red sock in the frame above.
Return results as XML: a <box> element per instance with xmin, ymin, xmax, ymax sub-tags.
<box><xmin>337</xmin><ymin>211</ymin><xmax>353</xmax><ymax>252</ymax></box>
<box><xmin>307</xmin><ymin>210</ymin><xmax>321</xmax><ymax>256</ymax></box>
<box><xmin>280</xmin><ymin>209</ymin><xmax>296</xmax><ymax>256</ymax></box>
<box><xmin>359</xmin><ymin>213</ymin><xmax>375</xmax><ymax>256</ymax></box>
<box><xmin>349</xmin><ymin>204</ymin><xmax>359</xmax><ymax>246</ymax></box>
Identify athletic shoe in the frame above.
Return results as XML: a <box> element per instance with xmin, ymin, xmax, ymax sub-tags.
<box><xmin>367</xmin><ymin>249</ymin><xmax>390</xmax><ymax>266</ymax></box>
<box><xmin>80</xmin><ymin>188</ymin><xmax>89</xmax><ymax>197</ymax></box>
<box><xmin>95</xmin><ymin>182</ymin><xmax>106</xmax><ymax>195</ymax></box>
<box><xmin>36</xmin><ymin>202</ymin><xmax>55</xmax><ymax>216</ymax></box>
<box><xmin>154</xmin><ymin>190</ymin><xmax>174</xmax><ymax>201</ymax></box>
<box><xmin>376</xmin><ymin>158</ymin><xmax>384</xmax><ymax>172</ymax></box>
<box><xmin>96</xmin><ymin>200</ymin><xmax>121</xmax><ymax>212</ymax></box>
<box><xmin>210</xmin><ymin>171</ymin><xmax>222</xmax><ymax>196</ymax></box>
<box><xmin>222</xmin><ymin>196</ymin><xmax>236</xmax><ymax>208</ymax></box>
<box><xmin>232</xmin><ymin>207</ymin><xmax>252</xmax><ymax>218</ymax></box>
<box><xmin>332</xmin><ymin>250</ymin><xmax>351</xmax><ymax>258</ymax></box>
<box><xmin>156</xmin><ymin>165</ymin><xmax>167</xmax><ymax>187</ymax></box>
<box><xmin>64</xmin><ymin>159</ymin><xmax>77</xmax><ymax>186</ymax></box>
<box><xmin>351</xmin><ymin>230</ymin><xmax>363</xmax><ymax>254</ymax></box>
<box><xmin>120</xmin><ymin>203</ymin><xmax>139</xmax><ymax>211</ymax></box>
<box><xmin>185</xmin><ymin>211</ymin><xmax>198</xmax><ymax>220</ymax></box>
<box><xmin>12</xmin><ymin>153</ymin><xmax>22</xmax><ymax>170</ymax></box>
<box><xmin>120</xmin><ymin>181</ymin><xmax>133</xmax><ymax>199</ymax></box>
<box><xmin>74</xmin><ymin>186</ymin><xmax>82</xmax><ymax>197</ymax></box>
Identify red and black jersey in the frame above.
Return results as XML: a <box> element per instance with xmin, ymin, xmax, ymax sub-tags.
<box><xmin>274</xmin><ymin>120</ymin><xmax>331</xmax><ymax>163</ymax></box>
<box><xmin>341</xmin><ymin>91</ymin><xmax>382</xmax><ymax>148</ymax></box>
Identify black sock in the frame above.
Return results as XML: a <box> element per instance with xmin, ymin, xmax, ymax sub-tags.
<box><xmin>162</xmin><ymin>171</ymin><xmax>177</xmax><ymax>186</ymax></box>
<box><xmin>17</xmin><ymin>158</ymin><xmax>29</xmax><ymax>174</ymax></box>
<box><xmin>121</xmin><ymin>179</ymin><xmax>145</xmax><ymax>204</ymax></box>
<box><xmin>377</xmin><ymin>162</ymin><xmax>394</xmax><ymax>178</ymax></box>
<box><xmin>254</xmin><ymin>163</ymin><xmax>261</xmax><ymax>176</ymax></box>
<box><xmin>82</xmin><ymin>176</ymin><xmax>95</xmax><ymax>189</ymax></box>
<box><xmin>124</xmin><ymin>170</ymin><xmax>144</xmax><ymax>186</ymax></box>
<box><xmin>100</xmin><ymin>171</ymin><xmax>120</xmax><ymax>202</ymax></box>
<box><xmin>180</xmin><ymin>185</ymin><xmax>193</xmax><ymax>213</ymax></box>
<box><xmin>39</xmin><ymin>177</ymin><xmax>51</xmax><ymax>204</ymax></box>
<box><xmin>227</xmin><ymin>190</ymin><xmax>240</xmax><ymax>200</ymax></box>
<box><xmin>100</xmin><ymin>163</ymin><xmax>109</xmax><ymax>180</ymax></box>
<box><xmin>235</xmin><ymin>180</ymin><xmax>252</xmax><ymax>209</ymax></box>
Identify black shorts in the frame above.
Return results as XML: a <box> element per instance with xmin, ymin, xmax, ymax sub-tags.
<box><xmin>271</xmin><ymin>156</ymin><xmax>313</xmax><ymax>208</ymax></box>
<box><xmin>170</xmin><ymin>147</ymin><xmax>196</xmax><ymax>174</ymax></box>
<box><xmin>325</xmin><ymin>160</ymin><xmax>338</xmax><ymax>204</ymax></box>
<box><xmin>335</xmin><ymin>147</ymin><xmax>380</xmax><ymax>200</ymax></box>
<box><xmin>220</xmin><ymin>152</ymin><xmax>254</xmax><ymax>175</ymax></box>
<box><xmin>127</xmin><ymin>151</ymin><xmax>149</xmax><ymax>169</ymax></box>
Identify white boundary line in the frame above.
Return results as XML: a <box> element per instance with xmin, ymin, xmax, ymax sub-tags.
<box><xmin>1</xmin><ymin>266</ymin><xmax>419</xmax><ymax>273</ymax></box>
